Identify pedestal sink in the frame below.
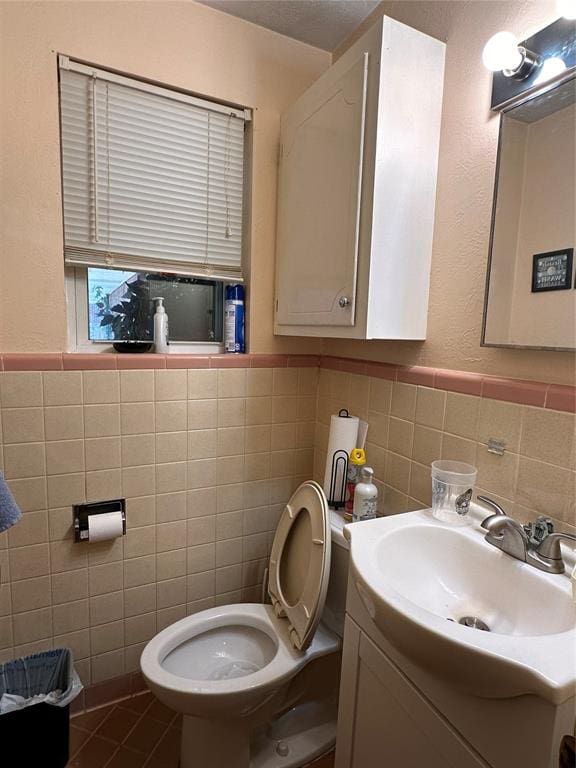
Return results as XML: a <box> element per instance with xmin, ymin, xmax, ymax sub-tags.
<box><xmin>346</xmin><ymin>507</ymin><xmax>576</xmax><ymax>705</ymax></box>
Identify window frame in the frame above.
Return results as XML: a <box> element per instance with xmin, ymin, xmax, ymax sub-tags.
<box><xmin>66</xmin><ymin>267</ymin><xmax>225</xmax><ymax>354</ymax></box>
<box><xmin>59</xmin><ymin>56</ymin><xmax>252</xmax><ymax>355</ymax></box>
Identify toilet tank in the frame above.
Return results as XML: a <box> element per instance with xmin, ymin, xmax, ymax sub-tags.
<box><xmin>322</xmin><ymin>511</ymin><xmax>350</xmax><ymax>638</ymax></box>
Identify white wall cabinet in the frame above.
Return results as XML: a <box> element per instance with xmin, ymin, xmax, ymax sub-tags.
<box><xmin>274</xmin><ymin>17</ymin><xmax>445</xmax><ymax>340</ymax></box>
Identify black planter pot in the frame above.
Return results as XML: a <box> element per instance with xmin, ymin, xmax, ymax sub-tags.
<box><xmin>112</xmin><ymin>342</ymin><xmax>153</xmax><ymax>353</ymax></box>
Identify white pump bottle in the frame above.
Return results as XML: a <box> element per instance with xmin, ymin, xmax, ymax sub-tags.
<box><xmin>153</xmin><ymin>297</ymin><xmax>169</xmax><ymax>354</ymax></box>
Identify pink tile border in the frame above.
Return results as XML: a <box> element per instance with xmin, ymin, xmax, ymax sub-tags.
<box><xmin>482</xmin><ymin>376</ymin><xmax>547</xmax><ymax>407</ymax></box>
<box><xmin>2</xmin><ymin>353</ymin><xmax>63</xmax><ymax>371</ymax></box>
<box><xmin>546</xmin><ymin>384</ymin><xmax>576</xmax><ymax>413</ymax></box>
<box><xmin>0</xmin><ymin>352</ymin><xmax>573</xmax><ymax>412</ymax></box>
<box><xmin>73</xmin><ymin>672</ymin><xmax>147</xmax><ymax>715</ymax></box>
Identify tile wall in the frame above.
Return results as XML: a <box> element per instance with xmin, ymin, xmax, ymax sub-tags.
<box><xmin>314</xmin><ymin>367</ymin><xmax>576</xmax><ymax>534</ymax></box>
<box><xmin>0</xmin><ymin>366</ymin><xmax>317</xmax><ymax>687</ymax></box>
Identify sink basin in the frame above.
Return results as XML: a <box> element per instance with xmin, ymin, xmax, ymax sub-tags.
<box><xmin>346</xmin><ymin>508</ymin><xmax>576</xmax><ymax>704</ymax></box>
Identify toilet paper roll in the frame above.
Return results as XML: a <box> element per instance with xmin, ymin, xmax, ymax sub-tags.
<box><xmin>87</xmin><ymin>511</ymin><xmax>124</xmax><ymax>543</ymax></box>
<box><xmin>323</xmin><ymin>412</ymin><xmax>359</xmax><ymax>506</ymax></box>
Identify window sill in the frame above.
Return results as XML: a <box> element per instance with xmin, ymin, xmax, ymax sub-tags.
<box><xmin>72</xmin><ymin>342</ymin><xmax>225</xmax><ymax>355</ymax></box>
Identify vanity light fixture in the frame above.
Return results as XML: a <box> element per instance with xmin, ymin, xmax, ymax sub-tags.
<box><xmin>482</xmin><ymin>31</ymin><xmax>540</xmax><ymax>79</ymax></box>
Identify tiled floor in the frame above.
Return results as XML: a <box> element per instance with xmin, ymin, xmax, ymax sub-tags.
<box><xmin>68</xmin><ymin>691</ymin><xmax>335</xmax><ymax>767</ymax></box>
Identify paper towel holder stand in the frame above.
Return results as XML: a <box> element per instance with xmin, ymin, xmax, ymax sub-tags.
<box><xmin>73</xmin><ymin>499</ymin><xmax>126</xmax><ymax>542</ymax></box>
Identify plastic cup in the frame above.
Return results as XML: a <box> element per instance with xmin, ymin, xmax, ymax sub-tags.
<box><xmin>431</xmin><ymin>460</ymin><xmax>477</xmax><ymax>524</ymax></box>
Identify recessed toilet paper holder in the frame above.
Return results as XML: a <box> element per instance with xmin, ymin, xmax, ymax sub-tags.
<box><xmin>73</xmin><ymin>499</ymin><xmax>126</xmax><ymax>542</ymax></box>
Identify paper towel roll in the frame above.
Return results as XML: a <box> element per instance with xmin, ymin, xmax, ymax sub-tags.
<box><xmin>87</xmin><ymin>511</ymin><xmax>124</xmax><ymax>542</ymax></box>
<box><xmin>323</xmin><ymin>411</ymin><xmax>359</xmax><ymax>506</ymax></box>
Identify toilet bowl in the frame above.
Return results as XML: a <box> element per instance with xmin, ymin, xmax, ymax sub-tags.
<box><xmin>141</xmin><ymin>480</ymin><xmax>348</xmax><ymax>768</ymax></box>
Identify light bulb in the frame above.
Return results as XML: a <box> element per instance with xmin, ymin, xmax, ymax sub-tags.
<box><xmin>557</xmin><ymin>0</ymin><xmax>576</xmax><ymax>19</ymax></box>
<box><xmin>533</xmin><ymin>56</ymin><xmax>567</xmax><ymax>85</ymax></box>
<box><xmin>482</xmin><ymin>31</ymin><xmax>524</xmax><ymax>73</ymax></box>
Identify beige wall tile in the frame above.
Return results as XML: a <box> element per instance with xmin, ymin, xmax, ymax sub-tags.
<box><xmin>11</xmin><ymin>575</ymin><xmax>51</xmax><ymax>613</ymax></box>
<box><xmin>91</xmin><ymin>649</ymin><xmax>125</xmax><ymax>683</ymax></box>
<box><xmin>53</xmin><ymin>599</ymin><xmax>90</xmax><ymax>635</ymax></box>
<box><xmin>124</xmin><ymin>584</ymin><xmax>156</xmax><ymax>618</ymax></box>
<box><xmin>413</xmin><ymin>426</ymin><xmax>442</xmax><ymax>467</ymax></box>
<box><xmin>388</xmin><ymin>417</ymin><xmax>414</xmax><ymax>458</ymax></box>
<box><xmin>385</xmin><ymin>452</ymin><xmax>410</xmax><ymax>494</ymax></box>
<box><xmin>45</xmin><ymin>405</ymin><xmax>84</xmax><ymax>441</ymax></box>
<box><xmin>187</xmin><ymin>487</ymin><xmax>217</xmax><ymax>518</ymax></box>
<box><xmin>4</xmin><ymin>442</ymin><xmax>45</xmax><ymax>479</ymax></box>
<box><xmin>52</xmin><ymin>569</ymin><xmax>89</xmax><ymax>605</ymax></box>
<box><xmin>122</xmin><ymin>464</ymin><xmax>156</xmax><ymax>498</ymax></box>
<box><xmin>216</xmin><ymin>484</ymin><xmax>243</xmax><ymax>514</ymax></box>
<box><xmin>90</xmin><ymin>620</ymin><xmax>124</xmax><ymax>655</ymax></box>
<box><xmin>121</xmin><ymin>402</ymin><xmax>155</xmax><ymax>435</ymax></box>
<box><xmin>187</xmin><ymin>458</ymin><xmax>217</xmax><ymax>490</ymax></box>
<box><xmin>85</xmin><ymin>437</ymin><xmax>121</xmax><ymax>471</ymax></box>
<box><xmin>216</xmin><ymin>537</ymin><xmax>243</xmax><ymax>567</ymax></box>
<box><xmin>156</xmin><ymin>432</ymin><xmax>187</xmax><ymax>463</ymax></box>
<box><xmin>120</xmin><ymin>370</ymin><xmax>154</xmax><ymax>402</ymax></box>
<box><xmin>441</xmin><ymin>434</ymin><xmax>477</xmax><ymax>466</ymax></box>
<box><xmin>7</xmin><ymin>510</ymin><xmax>48</xmax><ymax>548</ymax></box>
<box><xmin>186</xmin><ymin>516</ymin><xmax>216</xmax><ymax>547</ymax></box>
<box><xmin>86</xmin><ymin>469</ymin><xmax>122</xmax><ymax>502</ymax></box>
<box><xmin>157</xmin><ymin>576</ymin><xmax>186</xmax><ymax>609</ymax></box>
<box><xmin>90</xmin><ymin>591</ymin><xmax>124</xmax><ymax>625</ymax></box>
<box><xmin>218</xmin><ymin>369</ymin><xmax>246</xmax><ymax>399</ymax></box>
<box><xmin>156</xmin><ymin>548</ymin><xmax>186</xmax><ymax>581</ymax></box>
<box><xmin>476</xmin><ymin>449</ymin><xmax>518</xmax><ymax>500</ymax></box>
<box><xmin>218</xmin><ymin>398</ymin><xmax>246</xmax><ymax>427</ymax></box>
<box><xmin>217</xmin><ymin>455</ymin><xmax>244</xmax><ymax>485</ymax></box>
<box><xmin>10</xmin><ymin>543</ymin><xmax>50</xmax><ymax>580</ymax></box>
<box><xmin>157</xmin><ymin>605</ymin><xmax>186</xmax><ymax>632</ymax></box>
<box><xmin>246</xmin><ymin>425</ymin><xmax>272</xmax><ymax>454</ymax></box>
<box><xmin>53</xmin><ymin>629</ymin><xmax>90</xmax><ymax>661</ymax></box>
<box><xmin>155</xmin><ymin>370</ymin><xmax>187</xmax><ymax>401</ymax></box>
<box><xmin>516</xmin><ymin>457</ymin><xmax>575</xmax><ymax>523</ymax></box>
<box><xmin>157</xmin><ymin>520</ymin><xmax>187</xmax><ymax>553</ymax></box>
<box><xmin>1</xmin><ymin>372</ymin><xmax>43</xmax><ymax>408</ymax></box>
<box><xmin>366</xmin><ymin>411</ymin><xmax>388</xmax><ymax>449</ymax></box>
<box><xmin>272</xmin><ymin>368</ymin><xmax>298</xmax><ymax>396</ymax></box>
<box><xmin>50</xmin><ymin>540</ymin><xmax>88</xmax><ymax>573</ymax></box>
<box><xmin>187</xmin><ymin>543</ymin><xmax>216</xmax><ymax>574</ymax></box>
<box><xmin>216</xmin><ymin>565</ymin><xmax>242</xmax><ymax>594</ymax></box>
<box><xmin>124</xmin><ymin>555</ymin><xmax>156</xmax><ymax>589</ymax></box>
<box><xmin>216</xmin><ymin>510</ymin><xmax>243</xmax><ymax>540</ymax></box>
<box><xmin>6</xmin><ymin>477</ymin><xmax>47</xmax><ymax>512</ymax></box>
<box><xmin>121</xmin><ymin>434</ymin><xmax>154</xmax><ymax>467</ymax></box>
<box><xmin>246</xmin><ymin>369</ymin><xmax>272</xmax><ymax>397</ymax></box>
<box><xmin>296</xmin><ymin>421</ymin><xmax>315</xmax><ymax>450</ymax></box>
<box><xmin>124</xmin><ymin>612</ymin><xmax>156</xmax><ymax>646</ymax></box>
<box><xmin>89</xmin><ymin>562</ymin><xmax>123</xmax><ymax>597</ymax></box>
<box><xmin>271</xmin><ymin>423</ymin><xmax>296</xmax><ymax>452</ymax></box>
<box><xmin>0</xmin><ymin>617</ymin><xmax>13</xmax><ymax>650</ymax></box>
<box><xmin>83</xmin><ymin>371</ymin><xmax>120</xmax><ymax>405</ymax></box>
<box><xmin>443</xmin><ymin>393</ymin><xmax>479</xmax><ymax>439</ymax></box>
<box><xmin>125</xmin><ymin>496</ymin><xmax>155</xmax><ymax>528</ymax></box>
<box><xmin>188</xmin><ymin>399</ymin><xmax>217</xmax><ymax>430</ymax></box>
<box><xmin>43</xmin><ymin>372</ymin><xmax>82</xmax><ymax>406</ymax></box>
<box><xmin>156</xmin><ymin>491</ymin><xmax>186</xmax><ymax>523</ymax></box>
<box><xmin>124</xmin><ymin>526</ymin><xmax>155</xmax><ymax>560</ymax></box>
<box><xmin>13</xmin><ymin>607</ymin><xmax>52</xmax><ymax>644</ymax></box>
<box><xmin>298</xmin><ymin>367</ymin><xmax>318</xmax><ymax>396</ymax></box>
<box><xmin>245</xmin><ymin>397</ymin><xmax>272</xmax><ymax>426</ymax></box>
<box><xmin>520</xmin><ymin>407</ymin><xmax>575</xmax><ymax>469</ymax></box>
<box><xmin>477</xmin><ymin>398</ymin><xmax>522</xmax><ymax>452</ymax></box>
<box><xmin>409</xmin><ymin>462</ymin><xmax>432</xmax><ymax>506</ymax></box>
<box><xmin>348</xmin><ymin>374</ymin><xmax>369</xmax><ymax>419</ymax></box>
<box><xmin>47</xmin><ymin>473</ymin><xmax>85</xmax><ymax>508</ymax></box>
<box><xmin>187</xmin><ymin>429</ymin><xmax>217</xmax><ymax>460</ymax></box>
<box><xmin>415</xmin><ymin>386</ymin><xmax>445</xmax><ymax>429</ymax></box>
<box><xmin>271</xmin><ymin>396</ymin><xmax>297</xmax><ymax>424</ymax></box>
<box><xmin>391</xmin><ymin>383</ymin><xmax>417</xmax><ymax>421</ymax></box>
<box><xmin>84</xmin><ymin>404</ymin><xmax>120</xmax><ymax>438</ymax></box>
<box><xmin>46</xmin><ymin>439</ymin><xmax>85</xmax><ymax>475</ymax></box>
<box><xmin>217</xmin><ymin>427</ymin><xmax>245</xmax><ymax>457</ymax></box>
<box><xmin>186</xmin><ymin>570</ymin><xmax>215</xmax><ymax>602</ymax></box>
<box><xmin>48</xmin><ymin>505</ymin><xmax>78</xmax><ymax>543</ymax></box>
<box><xmin>188</xmin><ymin>369</ymin><xmax>217</xmax><ymax>400</ymax></box>
<box><xmin>2</xmin><ymin>408</ymin><xmax>44</xmax><ymax>443</ymax></box>
<box><xmin>297</xmin><ymin>396</ymin><xmax>316</xmax><ymax>422</ymax></box>
<box><xmin>88</xmin><ymin>538</ymin><xmax>123</xmax><ymax>567</ymax></box>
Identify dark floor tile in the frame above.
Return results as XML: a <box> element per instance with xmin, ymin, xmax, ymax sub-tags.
<box><xmin>69</xmin><ymin>726</ymin><xmax>92</xmax><ymax>758</ymax></box>
<box><xmin>307</xmin><ymin>751</ymin><xmax>335</xmax><ymax>767</ymax></box>
<box><xmin>149</xmin><ymin>726</ymin><xmax>181</xmax><ymax>764</ymax></box>
<box><xmin>67</xmin><ymin>735</ymin><xmax>117</xmax><ymax>768</ymax></box>
<box><xmin>146</xmin><ymin>698</ymin><xmax>177</xmax><ymax>724</ymax></box>
<box><xmin>72</xmin><ymin>705</ymin><xmax>115</xmax><ymax>733</ymax></box>
<box><xmin>124</xmin><ymin>716</ymin><xmax>169</xmax><ymax>755</ymax></box>
<box><xmin>107</xmin><ymin>746</ymin><xmax>148</xmax><ymax>768</ymax></box>
<box><xmin>96</xmin><ymin>706</ymin><xmax>140</xmax><ymax>744</ymax></box>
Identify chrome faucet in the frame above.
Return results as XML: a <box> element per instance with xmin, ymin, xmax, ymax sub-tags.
<box><xmin>478</xmin><ymin>496</ymin><xmax>576</xmax><ymax>575</ymax></box>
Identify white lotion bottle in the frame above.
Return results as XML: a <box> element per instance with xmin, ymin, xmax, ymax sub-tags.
<box><xmin>153</xmin><ymin>297</ymin><xmax>169</xmax><ymax>353</ymax></box>
<box><xmin>352</xmin><ymin>466</ymin><xmax>378</xmax><ymax>522</ymax></box>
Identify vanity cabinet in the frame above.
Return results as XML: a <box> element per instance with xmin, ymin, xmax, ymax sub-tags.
<box><xmin>274</xmin><ymin>16</ymin><xmax>445</xmax><ymax>340</ymax></box>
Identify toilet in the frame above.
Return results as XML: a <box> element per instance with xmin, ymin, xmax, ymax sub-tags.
<box><xmin>141</xmin><ymin>480</ymin><xmax>349</xmax><ymax>768</ymax></box>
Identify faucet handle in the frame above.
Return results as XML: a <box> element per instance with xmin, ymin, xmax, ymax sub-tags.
<box><xmin>524</xmin><ymin>516</ymin><xmax>554</xmax><ymax>546</ymax></box>
<box><xmin>478</xmin><ymin>495</ymin><xmax>507</xmax><ymax>529</ymax></box>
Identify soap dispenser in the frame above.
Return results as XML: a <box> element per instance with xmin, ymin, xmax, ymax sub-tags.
<box><xmin>153</xmin><ymin>297</ymin><xmax>169</xmax><ymax>353</ymax></box>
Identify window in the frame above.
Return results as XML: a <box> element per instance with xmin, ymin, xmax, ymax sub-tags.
<box><xmin>59</xmin><ymin>56</ymin><xmax>249</xmax><ymax>350</ymax></box>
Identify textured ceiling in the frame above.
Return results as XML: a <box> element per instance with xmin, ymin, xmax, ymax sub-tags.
<box><xmin>196</xmin><ymin>0</ymin><xmax>381</xmax><ymax>51</ymax></box>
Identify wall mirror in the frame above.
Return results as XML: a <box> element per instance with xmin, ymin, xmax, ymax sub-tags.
<box><xmin>482</xmin><ymin>19</ymin><xmax>576</xmax><ymax>351</ymax></box>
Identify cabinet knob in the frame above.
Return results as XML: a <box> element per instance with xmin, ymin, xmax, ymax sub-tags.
<box><xmin>338</xmin><ymin>296</ymin><xmax>351</xmax><ymax>308</ymax></box>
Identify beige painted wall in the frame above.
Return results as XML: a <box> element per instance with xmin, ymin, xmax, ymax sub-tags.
<box><xmin>328</xmin><ymin>0</ymin><xmax>576</xmax><ymax>385</ymax></box>
<box><xmin>0</xmin><ymin>0</ymin><xmax>329</xmax><ymax>355</ymax></box>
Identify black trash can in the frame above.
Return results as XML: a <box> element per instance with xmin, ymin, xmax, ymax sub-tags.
<box><xmin>0</xmin><ymin>648</ymin><xmax>82</xmax><ymax>768</ymax></box>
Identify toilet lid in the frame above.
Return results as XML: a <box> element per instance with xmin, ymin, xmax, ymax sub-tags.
<box><xmin>268</xmin><ymin>480</ymin><xmax>331</xmax><ymax>651</ymax></box>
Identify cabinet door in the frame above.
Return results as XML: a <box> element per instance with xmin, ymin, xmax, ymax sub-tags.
<box><xmin>275</xmin><ymin>53</ymin><xmax>368</xmax><ymax>327</ymax></box>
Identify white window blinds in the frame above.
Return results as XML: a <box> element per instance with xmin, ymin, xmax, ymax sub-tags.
<box><xmin>59</xmin><ymin>57</ymin><xmax>249</xmax><ymax>279</ymax></box>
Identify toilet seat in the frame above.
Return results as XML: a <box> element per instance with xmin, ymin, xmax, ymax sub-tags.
<box><xmin>268</xmin><ymin>480</ymin><xmax>331</xmax><ymax>651</ymax></box>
